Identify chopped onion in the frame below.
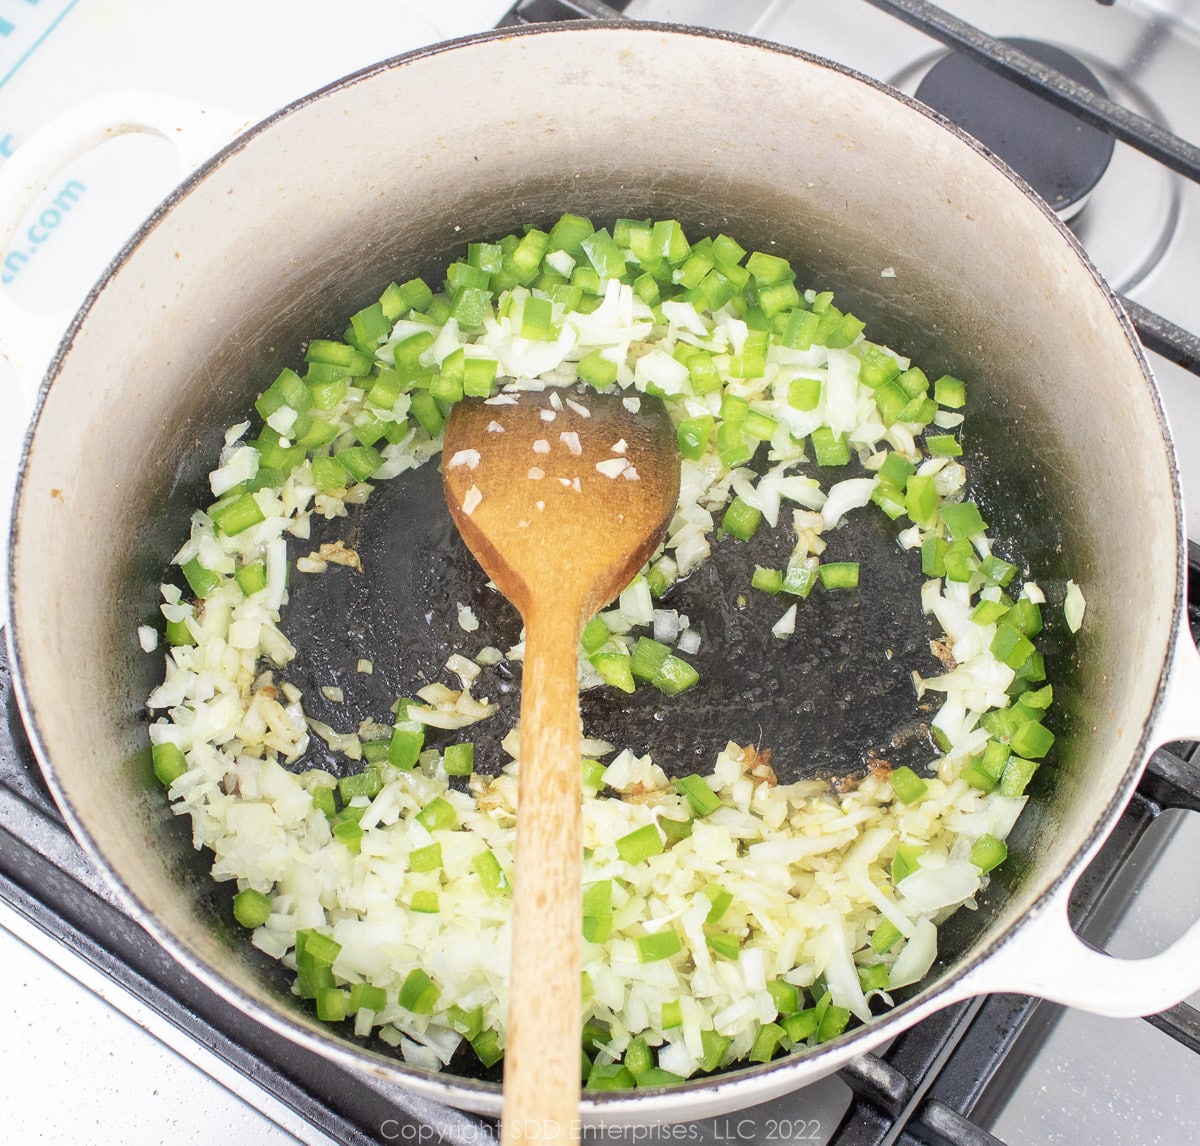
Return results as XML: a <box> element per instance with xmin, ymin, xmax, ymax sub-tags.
<box><xmin>457</xmin><ymin>602</ymin><xmax>480</xmax><ymax>632</ymax></box>
<box><xmin>1064</xmin><ymin>579</ymin><xmax>1086</xmax><ymax>633</ymax></box>
<box><xmin>821</xmin><ymin>477</ymin><xmax>878</xmax><ymax>530</ymax></box>
<box><xmin>771</xmin><ymin>604</ymin><xmax>797</xmax><ymax>639</ymax></box>
<box><xmin>887</xmin><ymin>917</ymin><xmax>938</xmax><ymax>988</ymax></box>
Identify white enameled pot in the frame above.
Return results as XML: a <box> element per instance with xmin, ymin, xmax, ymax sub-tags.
<box><xmin>5</xmin><ymin>22</ymin><xmax>1200</xmax><ymax>1124</ymax></box>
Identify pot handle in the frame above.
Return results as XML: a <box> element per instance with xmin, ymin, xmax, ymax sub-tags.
<box><xmin>958</xmin><ymin>879</ymin><xmax>1200</xmax><ymax>1017</ymax></box>
<box><xmin>0</xmin><ymin>89</ymin><xmax>247</xmax><ymax>392</ymax></box>
<box><xmin>957</xmin><ymin>620</ymin><xmax>1200</xmax><ymax>1016</ymax></box>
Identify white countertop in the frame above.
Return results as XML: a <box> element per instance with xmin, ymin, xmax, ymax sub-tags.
<box><xmin>0</xmin><ymin>902</ymin><xmax>324</xmax><ymax>1144</ymax></box>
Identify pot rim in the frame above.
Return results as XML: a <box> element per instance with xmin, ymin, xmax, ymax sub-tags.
<box><xmin>4</xmin><ymin>17</ymin><xmax>1184</xmax><ymax>1120</ymax></box>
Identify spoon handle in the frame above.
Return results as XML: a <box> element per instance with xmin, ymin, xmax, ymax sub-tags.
<box><xmin>500</xmin><ymin>603</ymin><xmax>584</xmax><ymax>1145</ymax></box>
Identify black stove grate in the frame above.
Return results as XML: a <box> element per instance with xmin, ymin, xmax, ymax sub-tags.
<box><xmin>4</xmin><ymin>1</ymin><xmax>1200</xmax><ymax>1143</ymax></box>
<box><xmin>856</xmin><ymin>0</ymin><xmax>1200</xmax><ymax>383</ymax></box>
<box><xmin>863</xmin><ymin>0</ymin><xmax>1200</xmax><ymax>182</ymax></box>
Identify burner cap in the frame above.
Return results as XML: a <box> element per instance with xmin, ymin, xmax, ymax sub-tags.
<box><xmin>915</xmin><ymin>38</ymin><xmax>1116</xmax><ymax>216</ymax></box>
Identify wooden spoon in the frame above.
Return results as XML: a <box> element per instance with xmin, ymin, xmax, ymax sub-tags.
<box><xmin>442</xmin><ymin>387</ymin><xmax>679</xmax><ymax>1142</ymax></box>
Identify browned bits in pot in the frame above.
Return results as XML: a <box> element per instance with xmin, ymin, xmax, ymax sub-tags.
<box><xmin>835</xmin><ymin>758</ymin><xmax>894</xmax><ymax>795</ymax></box>
<box><xmin>868</xmin><ymin>758</ymin><xmax>894</xmax><ymax>783</ymax></box>
<box><xmin>621</xmin><ymin>782</ymin><xmax>667</xmax><ymax>803</ymax></box>
<box><xmin>930</xmin><ymin>637</ymin><xmax>957</xmax><ymax>671</ymax></box>
<box><xmin>297</xmin><ymin>539</ymin><xmax>364</xmax><ymax>574</ymax></box>
<box><xmin>744</xmin><ymin>745</ymin><xmax>778</xmax><ymax>786</ymax></box>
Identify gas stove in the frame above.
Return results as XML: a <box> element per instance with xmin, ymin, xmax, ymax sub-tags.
<box><xmin>3</xmin><ymin>1</ymin><xmax>1200</xmax><ymax>1143</ymax></box>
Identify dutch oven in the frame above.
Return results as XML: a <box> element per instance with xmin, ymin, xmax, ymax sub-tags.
<box><xmin>5</xmin><ymin>22</ymin><xmax>1200</xmax><ymax>1124</ymax></box>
